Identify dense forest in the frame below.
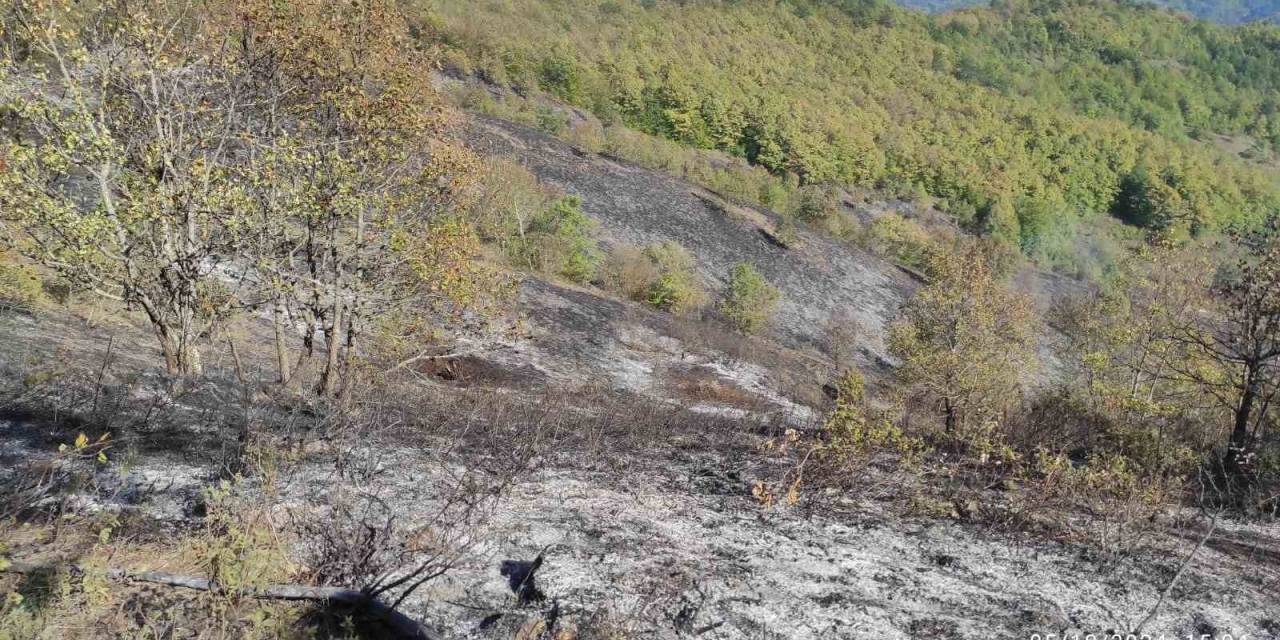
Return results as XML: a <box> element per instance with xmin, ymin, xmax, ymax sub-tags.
<box><xmin>421</xmin><ymin>0</ymin><xmax>1280</xmax><ymax>274</ymax></box>
<box><xmin>900</xmin><ymin>0</ymin><xmax>1280</xmax><ymax>23</ymax></box>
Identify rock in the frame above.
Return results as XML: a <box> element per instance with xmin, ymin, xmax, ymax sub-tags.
<box><xmin>500</xmin><ymin>552</ymin><xmax>547</xmax><ymax>605</ymax></box>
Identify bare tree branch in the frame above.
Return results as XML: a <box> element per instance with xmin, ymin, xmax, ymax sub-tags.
<box><xmin>1133</xmin><ymin>510</ymin><xmax>1221</xmax><ymax>635</ymax></box>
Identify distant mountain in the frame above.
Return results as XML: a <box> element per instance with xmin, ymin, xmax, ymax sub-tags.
<box><xmin>899</xmin><ymin>0</ymin><xmax>1280</xmax><ymax>22</ymax></box>
<box><xmin>1149</xmin><ymin>0</ymin><xmax>1279</xmax><ymax>21</ymax></box>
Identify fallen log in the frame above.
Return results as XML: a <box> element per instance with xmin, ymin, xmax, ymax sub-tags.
<box><xmin>2</xmin><ymin>560</ymin><xmax>438</xmax><ymax>640</ymax></box>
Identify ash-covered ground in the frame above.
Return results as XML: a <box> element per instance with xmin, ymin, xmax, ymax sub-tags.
<box><xmin>1</xmin><ymin>113</ymin><xmax>1277</xmax><ymax>639</ymax></box>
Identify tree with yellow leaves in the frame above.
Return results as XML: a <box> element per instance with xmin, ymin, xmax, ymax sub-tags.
<box><xmin>0</xmin><ymin>0</ymin><xmax>499</xmax><ymax>392</ymax></box>
<box><xmin>226</xmin><ymin>0</ymin><xmax>495</xmax><ymax>395</ymax></box>
<box><xmin>1</xmin><ymin>0</ymin><xmax>261</xmax><ymax>376</ymax></box>
<box><xmin>1051</xmin><ymin>246</ymin><xmax>1216</xmax><ymax>476</ymax></box>
<box><xmin>887</xmin><ymin>241</ymin><xmax>1038</xmax><ymax>440</ymax></box>
<box><xmin>1171</xmin><ymin>228</ymin><xmax>1280</xmax><ymax>482</ymax></box>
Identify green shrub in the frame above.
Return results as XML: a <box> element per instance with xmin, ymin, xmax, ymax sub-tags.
<box><xmin>863</xmin><ymin>212</ymin><xmax>937</xmax><ymax>268</ymax></box>
<box><xmin>759</xmin><ymin>182</ymin><xmax>790</xmax><ymax>210</ymax></box>
<box><xmin>642</xmin><ymin>241</ymin><xmax>705</xmax><ymax>314</ymax></box>
<box><xmin>821</xmin><ymin>209</ymin><xmax>861</xmax><ymax>243</ymax></box>
<box><xmin>534</xmin><ymin>105</ymin><xmax>569</xmax><ymax>135</ymax></box>
<box><xmin>601</xmin><ymin>240</ymin><xmax>705</xmax><ymax>313</ymax></box>
<box><xmin>718</xmin><ymin>261</ymin><xmax>779</xmax><ymax>334</ymax></box>
<box><xmin>508</xmin><ymin>195</ymin><xmax>601</xmax><ymax>284</ymax></box>
<box><xmin>447</xmin><ymin>82</ymin><xmax>497</xmax><ymax>113</ymax></box>
<box><xmin>1019</xmin><ymin>449</ymin><xmax>1181</xmax><ymax>555</ymax></box>
<box><xmin>472</xmin><ymin>157</ymin><xmax>554</xmax><ymax>242</ymax></box>
<box><xmin>756</xmin><ymin>369</ymin><xmax>924</xmax><ymax>507</ymax></box>
<box><xmin>598</xmin><ymin>125</ymin><xmax>791</xmax><ymax>211</ymax></box>
<box><xmin>565</xmin><ymin>119</ymin><xmax>606</xmax><ymax>153</ymax></box>
<box><xmin>772</xmin><ymin>214</ymin><xmax>800</xmax><ymax>249</ymax></box>
<box><xmin>820</xmin><ymin>369</ymin><xmax>924</xmax><ymax>467</ymax></box>
<box><xmin>978</xmin><ymin>197</ymin><xmax>1019</xmax><ymax>245</ymax></box>
<box><xmin>439</xmin><ymin>47</ymin><xmax>473</xmax><ymax>76</ymax></box>
<box><xmin>538</xmin><ymin>53</ymin><xmax>581</xmax><ymax>103</ymax></box>
<box><xmin>603</xmin><ymin>125</ymin><xmax>689</xmax><ymax>173</ymax></box>
<box><xmin>790</xmin><ymin>184</ymin><xmax>838</xmax><ymax>223</ymax></box>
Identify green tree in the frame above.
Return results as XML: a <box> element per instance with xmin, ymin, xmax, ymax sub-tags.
<box><xmin>1111</xmin><ymin>166</ymin><xmax>1193</xmax><ymax>238</ymax></box>
<box><xmin>0</xmin><ymin>0</ymin><xmax>257</xmax><ymax>376</ymax></box>
<box><xmin>423</xmin><ymin>0</ymin><xmax>1280</xmax><ymax>271</ymax></box>
<box><xmin>791</xmin><ymin>184</ymin><xmax>839</xmax><ymax>223</ymax></box>
<box><xmin>1170</xmin><ymin>230</ymin><xmax>1280</xmax><ymax>481</ymax></box>
<box><xmin>230</xmin><ymin>0</ymin><xmax>490</xmax><ymax>395</ymax></box>
<box><xmin>1052</xmin><ymin>246</ymin><xmax>1214</xmax><ymax>476</ymax></box>
<box><xmin>979</xmin><ymin>197</ymin><xmax>1020</xmax><ymax>246</ymax></box>
<box><xmin>887</xmin><ymin>242</ymin><xmax>1038</xmax><ymax>437</ymax></box>
<box><xmin>1</xmin><ymin>0</ymin><xmax>497</xmax><ymax>392</ymax></box>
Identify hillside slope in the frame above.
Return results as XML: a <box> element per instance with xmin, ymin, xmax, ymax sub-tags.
<box><xmin>466</xmin><ymin>117</ymin><xmax>913</xmax><ymax>359</ymax></box>
<box><xmin>4</xmin><ymin>1</ymin><xmax>1280</xmax><ymax>638</ymax></box>
<box><xmin>422</xmin><ymin>0</ymin><xmax>1280</xmax><ymax>274</ymax></box>
<box><xmin>1</xmin><ymin>90</ymin><xmax>1274</xmax><ymax>640</ymax></box>
<box><xmin>0</xmin><ymin>129</ymin><xmax>1274</xmax><ymax>634</ymax></box>
<box><xmin>0</xmin><ymin>126</ymin><xmax>1275</xmax><ymax>632</ymax></box>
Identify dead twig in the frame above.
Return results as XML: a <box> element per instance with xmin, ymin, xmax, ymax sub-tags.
<box><xmin>1133</xmin><ymin>509</ymin><xmax>1221</xmax><ymax>634</ymax></box>
<box><xmin>384</xmin><ymin>347</ymin><xmax>481</xmax><ymax>375</ymax></box>
<box><xmin>90</xmin><ymin>335</ymin><xmax>115</xmax><ymax>417</ymax></box>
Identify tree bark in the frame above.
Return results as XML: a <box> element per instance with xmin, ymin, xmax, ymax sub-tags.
<box><xmin>320</xmin><ymin>301</ymin><xmax>344</xmax><ymax>397</ymax></box>
<box><xmin>178</xmin><ymin>341</ymin><xmax>203</xmax><ymax>378</ymax></box>
<box><xmin>943</xmin><ymin>397</ymin><xmax>957</xmax><ymax>435</ymax></box>
<box><xmin>338</xmin><ymin>305</ymin><xmax>360</xmax><ymax>401</ymax></box>
<box><xmin>142</xmin><ymin>302</ymin><xmax>201</xmax><ymax>378</ymax></box>
<box><xmin>1223</xmin><ymin>373</ymin><xmax>1259</xmax><ymax>476</ymax></box>
<box><xmin>158</xmin><ymin>331</ymin><xmax>180</xmax><ymax>376</ymax></box>
<box><xmin>273</xmin><ymin>299</ymin><xmax>292</xmax><ymax>385</ymax></box>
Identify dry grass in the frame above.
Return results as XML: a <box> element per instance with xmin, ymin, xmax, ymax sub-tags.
<box><xmin>690</xmin><ymin>189</ymin><xmax>771</xmax><ymax>229</ymax></box>
<box><xmin>0</xmin><ymin>487</ymin><xmax>307</xmax><ymax>640</ymax></box>
<box><xmin>660</xmin><ymin>365</ymin><xmax>767</xmax><ymax>411</ymax></box>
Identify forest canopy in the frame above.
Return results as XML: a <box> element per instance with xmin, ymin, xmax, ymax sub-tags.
<box><xmin>419</xmin><ymin>0</ymin><xmax>1280</xmax><ymax>267</ymax></box>
<box><xmin>896</xmin><ymin>0</ymin><xmax>1280</xmax><ymax>23</ymax></box>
